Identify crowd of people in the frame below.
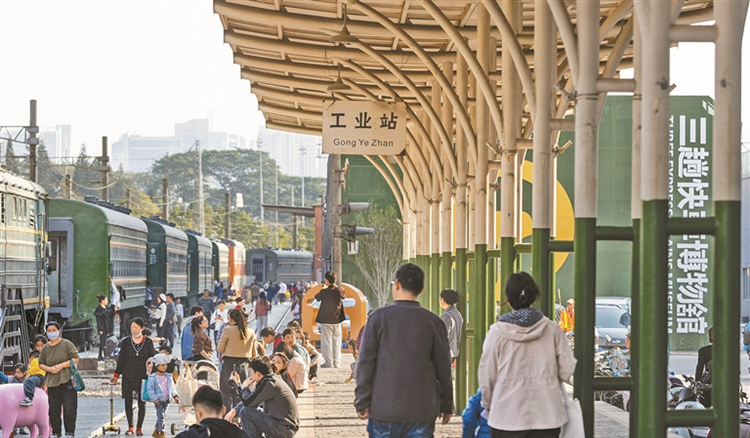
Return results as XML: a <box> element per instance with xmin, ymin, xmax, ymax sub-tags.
<box><xmin>0</xmin><ymin>263</ymin><xmax>588</xmax><ymax>438</ymax></box>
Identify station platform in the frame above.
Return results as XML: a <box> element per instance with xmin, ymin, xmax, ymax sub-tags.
<box><xmin>3</xmin><ymin>354</ymin><xmax>678</xmax><ymax>438</ymax></box>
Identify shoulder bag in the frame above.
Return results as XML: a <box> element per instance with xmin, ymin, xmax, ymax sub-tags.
<box><xmin>560</xmin><ymin>382</ymin><xmax>585</xmax><ymax>438</ymax></box>
<box><xmin>69</xmin><ymin>359</ymin><xmax>85</xmax><ymax>391</ymax></box>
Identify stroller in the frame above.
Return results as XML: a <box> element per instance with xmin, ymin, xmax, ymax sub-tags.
<box><xmin>169</xmin><ymin>359</ymin><xmax>220</xmax><ymax>435</ymax></box>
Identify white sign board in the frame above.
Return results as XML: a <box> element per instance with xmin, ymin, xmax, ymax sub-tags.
<box><xmin>322</xmin><ymin>100</ymin><xmax>407</xmax><ymax>155</ymax></box>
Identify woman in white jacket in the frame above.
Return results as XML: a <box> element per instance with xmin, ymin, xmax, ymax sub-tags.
<box><xmin>478</xmin><ymin>272</ymin><xmax>577</xmax><ymax>438</ymax></box>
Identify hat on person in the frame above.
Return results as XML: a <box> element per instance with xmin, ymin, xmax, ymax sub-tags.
<box><xmin>159</xmin><ymin>294</ymin><xmax>167</xmax><ymax>302</ymax></box>
<box><xmin>153</xmin><ymin>354</ymin><xmax>170</xmax><ymax>366</ymax></box>
<box><xmin>566</xmin><ymin>298</ymin><xmax>575</xmax><ymax>305</ymax></box>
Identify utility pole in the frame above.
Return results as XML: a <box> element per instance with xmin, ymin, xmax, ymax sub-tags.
<box><xmin>259</xmin><ymin>139</ymin><xmax>264</xmax><ymax>224</ymax></box>
<box><xmin>224</xmin><ymin>191</ymin><xmax>231</xmax><ymax>239</ymax></box>
<box><xmin>162</xmin><ymin>179</ymin><xmax>169</xmax><ymax>221</ymax></box>
<box><xmin>197</xmin><ymin>140</ymin><xmax>205</xmax><ymax>235</ymax></box>
<box><xmin>275</xmin><ymin>164</ymin><xmax>278</xmax><ymax>247</ymax></box>
<box><xmin>101</xmin><ymin>136</ymin><xmax>109</xmax><ymax>201</ymax></box>
<box><xmin>330</xmin><ymin>154</ymin><xmax>342</xmax><ymax>280</ymax></box>
<box><xmin>300</xmin><ymin>146</ymin><xmax>306</xmax><ymax>226</ymax></box>
<box><xmin>28</xmin><ymin>100</ymin><xmax>38</xmax><ymax>183</ymax></box>
<box><xmin>126</xmin><ymin>189</ymin><xmax>131</xmax><ymax>209</ymax></box>
<box><xmin>65</xmin><ymin>174</ymin><xmax>72</xmax><ymax>199</ymax></box>
<box><xmin>293</xmin><ymin>215</ymin><xmax>298</xmax><ymax>249</ymax></box>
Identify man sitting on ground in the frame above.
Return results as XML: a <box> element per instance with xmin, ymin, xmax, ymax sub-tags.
<box><xmin>225</xmin><ymin>356</ymin><xmax>299</xmax><ymax>438</ymax></box>
<box><xmin>259</xmin><ymin>327</ymin><xmax>276</xmax><ymax>355</ymax></box>
<box><xmin>175</xmin><ymin>386</ymin><xmax>247</xmax><ymax>438</ymax></box>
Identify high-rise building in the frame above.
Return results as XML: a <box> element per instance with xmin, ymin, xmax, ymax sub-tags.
<box><xmin>258</xmin><ymin>127</ymin><xmax>326</xmax><ymax>179</ymax></box>
<box><xmin>111</xmin><ymin>119</ymin><xmax>248</xmax><ymax>172</ymax></box>
<box><xmin>111</xmin><ymin>135</ymin><xmax>184</xmax><ymax>173</ymax></box>
<box><xmin>39</xmin><ymin>125</ymin><xmax>71</xmax><ymax>163</ymax></box>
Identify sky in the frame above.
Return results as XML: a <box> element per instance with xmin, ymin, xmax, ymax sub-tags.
<box><xmin>0</xmin><ymin>1</ymin><xmax>749</xmax><ymax>159</ymax></box>
<box><xmin>0</xmin><ymin>0</ymin><xmax>262</xmax><ymax>158</ymax></box>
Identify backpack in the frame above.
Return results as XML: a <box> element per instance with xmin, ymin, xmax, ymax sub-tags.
<box><xmin>744</xmin><ymin>327</ymin><xmax>750</xmax><ymax>346</ymax></box>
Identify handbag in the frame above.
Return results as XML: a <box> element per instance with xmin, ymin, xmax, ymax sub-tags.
<box><xmin>141</xmin><ymin>378</ymin><xmax>151</xmax><ymax>402</ymax></box>
<box><xmin>560</xmin><ymin>383</ymin><xmax>585</xmax><ymax>438</ymax></box>
<box><xmin>69</xmin><ymin>359</ymin><xmax>85</xmax><ymax>391</ymax></box>
<box><xmin>175</xmin><ymin>363</ymin><xmax>197</xmax><ymax>407</ymax></box>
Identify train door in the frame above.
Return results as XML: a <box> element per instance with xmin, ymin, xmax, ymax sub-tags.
<box><xmin>47</xmin><ymin>218</ymin><xmax>74</xmax><ymax>318</ymax></box>
<box><xmin>251</xmin><ymin>255</ymin><xmax>265</xmax><ymax>283</ymax></box>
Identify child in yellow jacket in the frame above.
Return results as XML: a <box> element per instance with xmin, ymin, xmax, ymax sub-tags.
<box><xmin>19</xmin><ymin>350</ymin><xmax>46</xmax><ymax>407</ymax></box>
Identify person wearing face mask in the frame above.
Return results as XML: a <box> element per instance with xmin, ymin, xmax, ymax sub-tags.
<box><xmin>111</xmin><ymin>317</ymin><xmax>157</xmax><ymax>436</ymax></box>
<box><xmin>38</xmin><ymin>321</ymin><xmax>80</xmax><ymax>438</ymax></box>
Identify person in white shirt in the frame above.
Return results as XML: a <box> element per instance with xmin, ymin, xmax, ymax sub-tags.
<box><xmin>110</xmin><ymin>277</ymin><xmax>120</xmax><ymax>311</ymax></box>
<box><xmin>156</xmin><ymin>294</ymin><xmax>167</xmax><ymax>339</ymax></box>
<box><xmin>213</xmin><ymin>300</ymin><xmax>229</xmax><ymax>345</ymax></box>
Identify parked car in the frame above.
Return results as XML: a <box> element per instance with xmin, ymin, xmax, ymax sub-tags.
<box><xmin>596</xmin><ymin>296</ymin><xmax>631</xmax><ymax>313</ymax></box>
<box><xmin>596</xmin><ymin>303</ymin><xmax>631</xmax><ymax>349</ymax></box>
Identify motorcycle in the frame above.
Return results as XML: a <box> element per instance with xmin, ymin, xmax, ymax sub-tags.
<box><xmin>668</xmin><ymin>375</ymin><xmax>712</xmax><ymax>438</ymax></box>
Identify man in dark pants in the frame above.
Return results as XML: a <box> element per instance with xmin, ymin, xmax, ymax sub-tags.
<box><xmin>163</xmin><ymin>293</ymin><xmax>177</xmax><ymax>348</ymax></box>
<box><xmin>355</xmin><ymin>263</ymin><xmax>453</xmax><ymax>438</ymax></box>
<box><xmin>315</xmin><ymin>271</ymin><xmax>346</xmax><ymax>368</ymax></box>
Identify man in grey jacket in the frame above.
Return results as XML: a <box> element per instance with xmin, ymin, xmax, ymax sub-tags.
<box><xmin>354</xmin><ymin>263</ymin><xmax>453</xmax><ymax>437</ymax></box>
<box><xmin>163</xmin><ymin>293</ymin><xmax>176</xmax><ymax>349</ymax></box>
<box><xmin>439</xmin><ymin>289</ymin><xmax>463</xmax><ymax>363</ymax></box>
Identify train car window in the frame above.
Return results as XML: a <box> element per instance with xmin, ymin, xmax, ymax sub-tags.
<box><xmin>29</xmin><ymin>205</ymin><xmax>35</xmax><ymax>229</ymax></box>
<box><xmin>0</xmin><ymin>193</ymin><xmax>5</xmax><ymax>224</ymax></box>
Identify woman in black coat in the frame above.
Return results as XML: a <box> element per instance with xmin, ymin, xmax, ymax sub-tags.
<box><xmin>111</xmin><ymin>317</ymin><xmax>156</xmax><ymax>436</ymax></box>
<box><xmin>94</xmin><ymin>294</ymin><xmax>115</xmax><ymax>361</ymax></box>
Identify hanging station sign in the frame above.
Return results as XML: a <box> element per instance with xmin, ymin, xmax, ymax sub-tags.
<box><xmin>322</xmin><ymin>100</ymin><xmax>407</xmax><ymax>155</ymax></box>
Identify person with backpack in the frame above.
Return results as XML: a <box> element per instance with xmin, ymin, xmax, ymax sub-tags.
<box><xmin>175</xmin><ymin>386</ymin><xmax>247</xmax><ymax>438</ymax></box>
<box><xmin>744</xmin><ymin>323</ymin><xmax>750</xmax><ymax>373</ymax></box>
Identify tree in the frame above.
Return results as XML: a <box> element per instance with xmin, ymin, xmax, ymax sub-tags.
<box><xmin>5</xmin><ymin>140</ymin><xmax>20</xmax><ymax>174</ymax></box>
<box><xmin>348</xmin><ymin>204</ymin><xmax>403</xmax><ymax>307</ymax></box>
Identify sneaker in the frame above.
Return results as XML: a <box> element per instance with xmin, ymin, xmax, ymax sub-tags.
<box><xmin>19</xmin><ymin>397</ymin><xmax>33</xmax><ymax>407</ymax></box>
<box><xmin>151</xmin><ymin>429</ymin><xmax>160</xmax><ymax>438</ymax></box>
<box><xmin>64</xmin><ymin>434</ymin><xmax>74</xmax><ymax>438</ymax></box>
<box><xmin>320</xmin><ymin>363</ymin><xmax>333</xmax><ymax>369</ymax></box>
<box><xmin>136</xmin><ymin>428</ymin><xmax>144</xmax><ymax>437</ymax></box>
<box><xmin>125</xmin><ymin>428</ymin><xmax>135</xmax><ymax>436</ymax></box>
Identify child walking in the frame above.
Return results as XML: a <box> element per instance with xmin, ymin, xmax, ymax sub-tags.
<box><xmin>146</xmin><ymin>354</ymin><xmax>179</xmax><ymax>438</ymax></box>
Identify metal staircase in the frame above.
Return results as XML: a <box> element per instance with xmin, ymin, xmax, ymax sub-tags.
<box><xmin>0</xmin><ymin>286</ymin><xmax>30</xmax><ymax>372</ymax></box>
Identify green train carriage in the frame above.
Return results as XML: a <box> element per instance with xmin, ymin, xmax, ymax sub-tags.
<box><xmin>0</xmin><ymin>169</ymin><xmax>48</xmax><ymax>369</ymax></box>
<box><xmin>211</xmin><ymin>239</ymin><xmax>230</xmax><ymax>289</ymax></box>
<box><xmin>186</xmin><ymin>230</ymin><xmax>213</xmax><ymax>307</ymax></box>
<box><xmin>141</xmin><ymin>217</ymin><xmax>189</xmax><ymax>303</ymax></box>
<box><xmin>246</xmin><ymin>248</ymin><xmax>313</xmax><ymax>284</ymax></box>
<box><xmin>48</xmin><ymin>198</ymin><xmax>147</xmax><ymax>349</ymax></box>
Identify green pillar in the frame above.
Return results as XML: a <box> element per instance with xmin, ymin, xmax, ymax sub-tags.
<box><xmin>573</xmin><ymin>218</ymin><xmax>596</xmax><ymax>438</ymax></box>
<box><xmin>431</xmin><ymin>252</ymin><xmax>441</xmax><ymax>312</ymax></box>
<box><xmin>487</xmin><ymin>257</ymin><xmax>497</xmax><ymax>325</ymax></box>
<box><xmin>629</xmin><ymin>218</ymin><xmax>640</xmax><ymax>438</ymax></box>
<box><xmin>470</xmin><ymin>244</ymin><xmax>488</xmax><ymax>395</ymax></box>
<box><xmin>441</xmin><ymin>251</ymin><xmax>452</xmax><ymax>291</ymax></box>
<box><xmin>499</xmin><ymin>236</ymin><xmax>516</xmax><ymax>315</ymax></box>
<box><xmin>416</xmin><ymin>255</ymin><xmax>428</xmax><ymax>307</ymax></box>
<box><xmin>712</xmin><ymin>201</ymin><xmax>740</xmax><ymax>438</ymax></box>
<box><xmin>532</xmin><ymin>228</ymin><xmax>553</xmax><ymax>317</ymax></box>
<box><xmin>467</xmin><ymin>253</ymin><xmax>477</xmax><ymax>394</ymax></box>
<box><xmin>636</xmin><ymin>201</ymin><xmax>668</xmax><ymax>438</ymax></box>
<box><xmin>455</xmin><ymin>248</ymin><xmax>468</xmax><ymax>412</ymax></box>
